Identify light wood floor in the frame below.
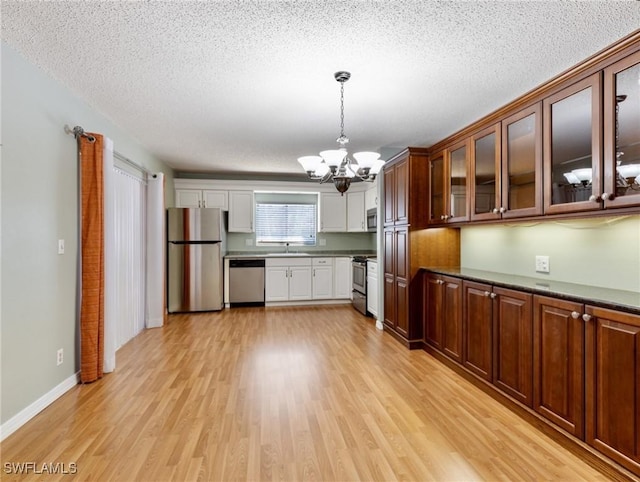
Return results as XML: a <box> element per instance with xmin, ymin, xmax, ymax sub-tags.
<box><xmin>0</xmin><ymin>305</ymin><xmax>624</xmax><ymax>481</ymax></box>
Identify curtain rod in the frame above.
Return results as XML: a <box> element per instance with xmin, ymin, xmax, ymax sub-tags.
<box><xmin>114</xmin><ymin>151</ymin><xmax>156</xmax><ymax>178</ymax></box>
<box><xmin>65</xmin><ymin>124</ymin><xmax>157</xmax><ymax>178</ymax></box>
<box><xmin>64</xmin><ymin>124</ymin><xmax>96</xmax><ymax>142</ymax></box>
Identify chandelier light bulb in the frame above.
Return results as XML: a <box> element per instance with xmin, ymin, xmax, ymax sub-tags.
<box><xmin>320</xmin><ymin>149</ymin><xmax>347</xmax><ymax>169</ymax></box>
<box><xmin>298</xmin><ymin>156</ymin><xmax>322</xmax><ymax>173</ymax></box>
<box><xmin>353</xmin><ymin>151</ymin><xmax>380</xmax><ymax>169</ymax></box>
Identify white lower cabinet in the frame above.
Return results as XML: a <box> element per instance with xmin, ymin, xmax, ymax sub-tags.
<box><xmin>367</xmin><ymin>260</ymin><xmax>378</xmax><ymax>317</ymax></box>
<box><xmin>265</xmin><ymin>258</ymin><xmax>312</xmax><ymax>302</ymax></box>
<box><xmin>312</xmin><ymin>258</ymin><xmax>334</xmax><ymax>299</ymax></box>
<box><xmin>333</xmin><ymin>257</ymin><xmax>352</xmax><ymax>299</ymax></box>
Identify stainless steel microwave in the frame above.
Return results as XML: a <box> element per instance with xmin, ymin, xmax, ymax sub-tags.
<box><xmin>366</xmin><ymin>208</ymin><xmax>377</xmax><ymax>232</ymax></box>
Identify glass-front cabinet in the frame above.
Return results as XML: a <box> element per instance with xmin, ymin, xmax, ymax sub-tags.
<box><xmin>543</xmin><ymin>73</ymin><xmax>602</xmax><ymax>214</ymax></box>
<box><xmin>429</xmin><ymin>141</ymin><xmax>469</xmax><ymax>224</ymax></box>
<box><xmin>502</xmin><ymin>104</ymin><xmax>543</xmax><ymax>218</ymax></box>
<box><xmin>429</xmin><ymin>150</ymin><xmax>445</xmax><ymax>224</ymax></box>
<box><xmin>603</xmin><ymin>50</ymin><xmax>640</xmax><ymax>209</ymax></box>
<box><xmin>448</xmin><ymin>140</ymin><xmax>470</xmax><ymax>222</ymax></box>
<box><xmin>470</xmin><ymin>124</ymin><xmax>501</xmax><ymax>221</ymax></box>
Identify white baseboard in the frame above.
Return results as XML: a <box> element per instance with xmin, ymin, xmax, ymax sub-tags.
<box><xmin>146</xmin><ymin>317</ymin><xmax>164</xmax><ymax>329</ymax></box>
<box><xmin>265</xmin><ymin>299</ymin><xmax>352</xmax><ymax>307</ymax></box>
<box><xmin>0</xmin><ymin>372</ymin><xmax>79</xmax><ymax>442</ymax></box>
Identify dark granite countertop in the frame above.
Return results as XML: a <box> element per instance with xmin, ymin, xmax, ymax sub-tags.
<box><xmin>422</xmin><ymin>267</ymin><xmax>640</xmax><ymax>316</ymax></box>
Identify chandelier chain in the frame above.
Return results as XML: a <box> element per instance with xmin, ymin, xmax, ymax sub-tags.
<box><xmin>340</xmin><ymin>81</ymin><xmax>345</xmax><ymax>141</ymax></box>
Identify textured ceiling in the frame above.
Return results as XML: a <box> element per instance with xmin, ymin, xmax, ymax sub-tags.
<box><xmin>2</xmin><ymin>1</ymin><xmax>640</xmax><ymax>178</ymax></box>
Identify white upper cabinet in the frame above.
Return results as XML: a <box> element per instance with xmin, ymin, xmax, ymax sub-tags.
<box><xmin>228</xmin><ymin>190</ymin><xmax>254</xmax><ymax>232</ymax></box>
<box><xmin>175</xmin><ymin>189</ymin><xmax>228</xmax><ymax>209</ymax></box>
<box><xmin>203</xmin><ymin>190</ymin><xmax>228</xmax><ymax>210</ymax></box>
<box><xmin>319</xmin><ymin>192</ymin><xmax>347</xmax><ymax>232</ymax></box>
<box><xmin>347</xmin><ymin>191</ymin><xmax>365</xmax><ymax>232</ymax></box>
<box><xmin>365</xmin><ymin>184</ymin><xmax>378</xmax><ymax>211</ymax></box>
<box><xmin>175</xmin><ymin>189</ymin><xmax>202</xmax><ymax>208</ymax></box>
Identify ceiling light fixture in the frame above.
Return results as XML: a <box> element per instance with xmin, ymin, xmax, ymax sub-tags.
<box><xmin>298</xmin><ymin>71</ymin><xmax>384</xmax><ymax>195</ymax></box>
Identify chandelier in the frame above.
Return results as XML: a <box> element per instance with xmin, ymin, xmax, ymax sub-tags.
<box><xmin>298</xmin><ymin>71</ymin><xmax>385</xmax><ymax>195</ymax></box>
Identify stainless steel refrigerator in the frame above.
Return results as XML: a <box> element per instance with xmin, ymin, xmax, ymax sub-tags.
<box><xmin>167</xmin><ymin>208</ymin><xmax>225</xmax><ymax>312</ymax></box>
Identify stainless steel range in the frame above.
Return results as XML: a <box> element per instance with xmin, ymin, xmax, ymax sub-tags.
<box><xmin>352</xmin><ymin>256</ymin><xmax>368</xmax><ymax>315</ymax></box>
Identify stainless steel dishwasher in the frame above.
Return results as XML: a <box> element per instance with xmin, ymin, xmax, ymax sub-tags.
<box><xmin>228</xmin><ymin>258</ymin><xmax>265</xmax><ymax>306</ymax></box>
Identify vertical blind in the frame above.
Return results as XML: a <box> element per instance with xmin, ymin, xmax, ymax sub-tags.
<box><xmin>255</xmin><ymin>203</ymin><xmax>317</xmax><ymax>245</ymax></box>
<box><xmin>111</xmin><ymin>167</ymin><xmax>146</xmax><ymax>349</ymax></box>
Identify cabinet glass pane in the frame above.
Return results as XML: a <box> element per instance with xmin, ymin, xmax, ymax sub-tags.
<box><xmin>506</xmin><ymin>114</ymin><xmax>536</xmax><ymax>210</ymax></box>
<box><xmin>430</xmin><ymin>156</ymin><xmax>444</xmax><ymax>221</ymax></box>
<box><xmin>474</xmin><ymin>133</ymin><xmax>496</xmax><ymax>214</ymax></box>
<box><xmin>550</xmin><ymin>87</ymin><xmax>593</xmax><ymax>205</ymax></box>
<box><xmin>614</xmin><ymin>62</ymin><xmax>640</xmax><ymax>198</ymax></box>
<box><xmin>450</xmin><ymin>146</ymin><xmax>467</xmax><ymax>217</ymax></box>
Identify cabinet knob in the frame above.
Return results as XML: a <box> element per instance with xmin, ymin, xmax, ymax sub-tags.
<box><xmin>490</xmin><ymin>293</ymin><xmax>497</xmax><ymax>299</ymax></box>
<box><xmin>484</xmin><ymin>291</ymin><xmax>491</xmax><ymax>297</ymax></box>
<box><xmin>437</xmin><ymin>279</ymin><xmax>444</xmax><ymax>285</ymax></box>
<box><xmin>582</xmin><ymin>314</ymin><xmax>592</xmax><ymax>322</ymax></box>
<box><xmin>492</xmin><ymin>208</ymin><xmax>499</xmax><ymax>214</ymax></box>
<box><xmin>588</xmin><ymin>194</ymin><xmax>601</xmax><ymax>203</ymax></box>
<box><xmin>571</xmin><ymin>311</ymin><xmax>580</xmax><ymax>319</ymax></box>
<box><xmin>499</xmin><ymin>207</ymin><xmax>506</xmax><ymax>214</ymax></box>
<box><xmin>602</xmin><ymin>192</ymin><xmax>614</xmax><ymax>201</ymax></box>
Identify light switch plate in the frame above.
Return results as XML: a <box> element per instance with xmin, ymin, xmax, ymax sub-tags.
<box><xmin>58</xmin><ymin>239</ymin><xmax>65</xmax><ymax>255</ymax></box>
<box><xmin>535</xmin><ymin>255</ymin><xmax>550</xmax><ymax>273</ymax></box>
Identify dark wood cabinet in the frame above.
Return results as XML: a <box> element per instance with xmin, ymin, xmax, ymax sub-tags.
<box><xmin>462</xmin><ymin>281</ymin><xmax>493</xmax><ymax>382</ymax></box>
<box><xmin>603</xmin><ymin>49</ymin><xmax>640</xmax><ymax>209</ymax></box>
<box><xmin>428</xmin><ymin>141</ymin><xmax>470</xmax><ymax>225</ymax></box>
<box><xmin>383</xmin><ymin>226</ymin><xmax>416</xmax><ymax>342</ymax></box>
<box><xmin>424</xmin><ymin>274</ymin><xmax>462</xmax><ymax>362</ymax></box>
<box><xmin>383</xmin><ymin>148</ymin><xmax>454</xmax><ymax>348</ymax></box>
<box><xmin>383</xmin><ymin>148</ymin><xmax>428</xmax><ymax>228</ymax></box>
<box><xmin>423</xmin><ymin>268</ymin><xmax>640</xmax><ymax>478</ymax></box>
<box><xmin>424</xmin><ymin>274</ymin><xmax>443</xmax><ymax>350</ymax></box>
<box><xmin>543</xmin><ymin>73</ymin><xmax>603</xmax><ymax>215</ymax></box>
<box><xmin>533</xmin><ymin>296</ymin><xmax>585</xmax><ymax>439</ymax></box>
<box><xmin>492</xmin><ymin>287</ymin><xmax>533</xmax><ymax>407</ymax></box>
<box><xmin>586</xmin><ymin>305</ymin><xmax>640</xmax><ymax>475</ymax></box>
<box><xmin>383</xmin><ymin>165</ymin><xmax>395</xmax><ymax>226</ymax></box>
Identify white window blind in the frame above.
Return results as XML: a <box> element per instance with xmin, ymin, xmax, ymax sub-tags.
<box><xmin>255</xmin><ymin>203</ymin><xmax>317</xmax><ymax>246</ymax></box>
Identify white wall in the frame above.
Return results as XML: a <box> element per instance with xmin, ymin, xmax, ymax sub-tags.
<box><xmin>461</xmin><ymin>214</ymin><xmax>640</xmax><ymax>292</ymax></box>
<box><xmin>0</xmin><ymin>43</ymin><xmax>174</xmax><ymax>426</ymax></box>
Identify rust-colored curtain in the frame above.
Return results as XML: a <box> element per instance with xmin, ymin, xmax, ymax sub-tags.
<box><xmin>80</xmin><ymin>134</ymin><xmax>104</xmax><ymax>383</ymax></box>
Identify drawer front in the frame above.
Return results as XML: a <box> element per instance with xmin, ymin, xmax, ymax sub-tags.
<box><xmin>312</xmin><ymin>257</ymin><xmax>333</xmax><ymax>266</ymax></box>
<box><xmin>367</xmin><ymin>260</ymin><xmax>378</xmax><ymax>275</ymax></box>
<box><xmin>265</xmin><ymin>257</ymin><xmax>312</xmax><ymax>267</ymax></box>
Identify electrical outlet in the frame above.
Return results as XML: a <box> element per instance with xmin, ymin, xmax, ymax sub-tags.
<box><xmin>535</xmin><ymin>255</ymin><xmax>550</xmax><ymax>273</ymax></box>
<box><xmin>245</xmin><ymin>238</ymin><xmax>253</xmax><ymax>246</ymax></box>
<box><xmin>58</xmin><ymin>239</ymin><xmax>65</xmax><ymax>255</ymax></box>
<box><xmin>57</xmin><ymin>348</ymin><xmax>64</xmax><ymax>366</ymax></box>
<box><xmin>319</xmin><ymin>238</ymin><xmax>326</xmax><ymax>246</ymax></box>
